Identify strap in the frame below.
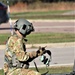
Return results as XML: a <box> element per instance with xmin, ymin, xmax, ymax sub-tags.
<box><xmin>33</xmin><ymin>60</ymin><xmax>49</xmax><ymax>75</ymax></box>
<box><xmin>33</xmin><ymin>61</ymin><xmax>39</xmax><ymax>72</ymax></box>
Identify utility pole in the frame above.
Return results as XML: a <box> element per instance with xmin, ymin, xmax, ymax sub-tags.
<box><xmin>7</xmin><ymin>0</ymin><xmax>13</xmax><ymax>35</ymax></box>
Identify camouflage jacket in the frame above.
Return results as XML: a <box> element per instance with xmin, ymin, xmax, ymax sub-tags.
<box><xmin>4</xmin><ymin>33</ymin><xmax>37</xmax><ymax>73</ymax></box>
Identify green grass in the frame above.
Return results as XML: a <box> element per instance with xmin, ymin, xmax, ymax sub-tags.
<box><xmin>11</xmin><ymin>10</ymin><xmax>72</xmax><ymax>15</ymax></box>
<box><xmin>26</xmin><ymin>33</ymin><xmax>75</xmax><ymax>44</ymax></box>
<box><xmin>30</xmin><ymin>66</ymin><xmax>73</xmax><ymax>74</ymax></box>
<box><xmin>11</xmin><ymin>15</ymin><xmax>75</xmax><ymax>20</ymax></box>
<box><xmin>0</xmin><ymin>33</ymin><xmax>75</xmax><ymax>45</ymax></box>
<box><xmin>0</xmin><ymin>69</ymin><xmax>4</xmax><ymax>75</ymax></box>
<box><xmin>0</xmin><ymin>66</ymin><xmax>73</xmax><ymax>75</ymax></box>
<box><xmin>10</xmin><ymin>10</ymin><xmax>75</xmax><ymax>20</ymax></box>
<box><xmin>0</xmin><ymin>34</ymin><xmax>10</xmax><ymax>45</ymax></box>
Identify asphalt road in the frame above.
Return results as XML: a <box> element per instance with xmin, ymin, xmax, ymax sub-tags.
<box><xmin>0</xmin><ymin>20</ymin><xmax>75</xmax><ymax>33</ymax></box>
<box><xmin>0</xmin><ymin>46</ymin><xmax>74</xmax><ymax>69</ymax></box>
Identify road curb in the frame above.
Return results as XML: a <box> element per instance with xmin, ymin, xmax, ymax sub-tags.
<box><xmin>0</xmin><ymin>42</ymin><xmax>75</xmax><ymax>50</ymax></box>
<box><xmin>30</xmin><ymin>63</ymin><xmax>74</xmax><ymax>68</ymax></box>
<box><xmin>12</xmin><ymin>19</ymin><xmax>75</xmax><ymax>23</ymax></box>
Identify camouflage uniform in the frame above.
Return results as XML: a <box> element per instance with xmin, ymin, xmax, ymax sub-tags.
<box><xmin>4</xmin><ymin>33</ymin><xmax>41</xmax><ymax>75</ymax></box>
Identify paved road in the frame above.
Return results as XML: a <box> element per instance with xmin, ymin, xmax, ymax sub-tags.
<box><xmin>62</xmin><ymin>10</ymin><xmax>75</xmax><ymax>15</ymax></box>
<box><xmin>0</xmin><ymin>46</ymin><xmax>74</xmax><ymax>69</ymax></box>
<box><xmin>0</xmin><ymin>20</ymin><xmax>75</xmax><ymax>33</ymax></box>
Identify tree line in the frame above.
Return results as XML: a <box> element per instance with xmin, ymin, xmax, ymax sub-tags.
<box><xmin>23</xmin><ymin>0</ymin><xmax>75</xmax><ymax>3</ymax></box>
<box><xmin>7</xmin><ymin>0</ymin><xmax>75</xmax><ymax>3</ymax></box>
<box><xmin>1</xmin><ymin>0</ymin><xmax>75</xmax><ymax>6</ymax></box>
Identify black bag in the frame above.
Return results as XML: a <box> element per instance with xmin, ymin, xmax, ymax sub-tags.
<box><xmin>0</xmin><ymin>2</ymin><xmax>9</xmax><ymax>24</ymax></box>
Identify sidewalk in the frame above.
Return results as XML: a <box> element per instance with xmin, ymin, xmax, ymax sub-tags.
<box><xmin>0</xmin><ymin>42</ymin><xmax>75</xmax><ymax>50</ymax></box>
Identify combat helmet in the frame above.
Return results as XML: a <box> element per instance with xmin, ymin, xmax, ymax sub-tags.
<box><xmin>14</xmin><ymin>18</ymin><xmax>34</xmax><ymax>36</ymax></box>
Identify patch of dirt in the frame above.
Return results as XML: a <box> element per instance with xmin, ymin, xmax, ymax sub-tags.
<box><xmin>10</xmin><ymin>2</ymin><xmax>75</xmax><ymax>13</ymax></box>
<box><xmin>10</xmin><ymin>2</ymin><xmax>28</xmax><ymax>13</ymax></box>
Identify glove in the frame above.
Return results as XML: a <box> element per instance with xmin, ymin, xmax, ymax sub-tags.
<box><xmin>37</xmin><ymin>46</ymin><xmax>46</xmax><ymax>56</ymax></box>
<box><xmin>25</xmin><ymin>46</ymin><xmax>46</xmax><ymax>63</ymax></box>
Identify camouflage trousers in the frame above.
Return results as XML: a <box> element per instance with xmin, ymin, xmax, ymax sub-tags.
<box><xmin>5</xmin><ymin>68</ymin><xmax>41</xmax><ymax>75</ymax></box>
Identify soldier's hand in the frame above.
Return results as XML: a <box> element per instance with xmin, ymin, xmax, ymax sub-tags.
<box><xmin>37</xmin><ymin>46</ymin><xmax>46</xmax><ymax>56</ymax></box>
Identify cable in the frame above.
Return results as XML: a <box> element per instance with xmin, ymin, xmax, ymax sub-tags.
<box><xmin>33</xmin><ymin>61</ymin><xmax>39</xmax><ymax>72</ymax></box>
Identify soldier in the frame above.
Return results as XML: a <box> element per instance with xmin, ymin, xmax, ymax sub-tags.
<box><xmin>4</xmin><ymin>19</ymin><xmax>47</xmax><ymax>75</ymax></box>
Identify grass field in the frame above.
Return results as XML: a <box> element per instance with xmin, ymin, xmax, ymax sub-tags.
<box><xmin>0</xmin><ymin>66</ymin><xmax>73</xmax><ymax>75</ymax></box>
<box><xmin>0</xmin><ymin>69</ymin><xmax>4</xmax><ymax>75</ymax></box>
<box><xmin>11</xmin><ymin>10</ymin><xmax>71</xmax><ymax>15</ymax></box>
<box><xmin>0</xmin><ymin>32</ymin><xmax>75</xmax><ymax>45</ymax></box>
<box><xmin>10</xmin><ymin>10</ymin><xmax>75</xmax><ymax>19</ymax></box>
